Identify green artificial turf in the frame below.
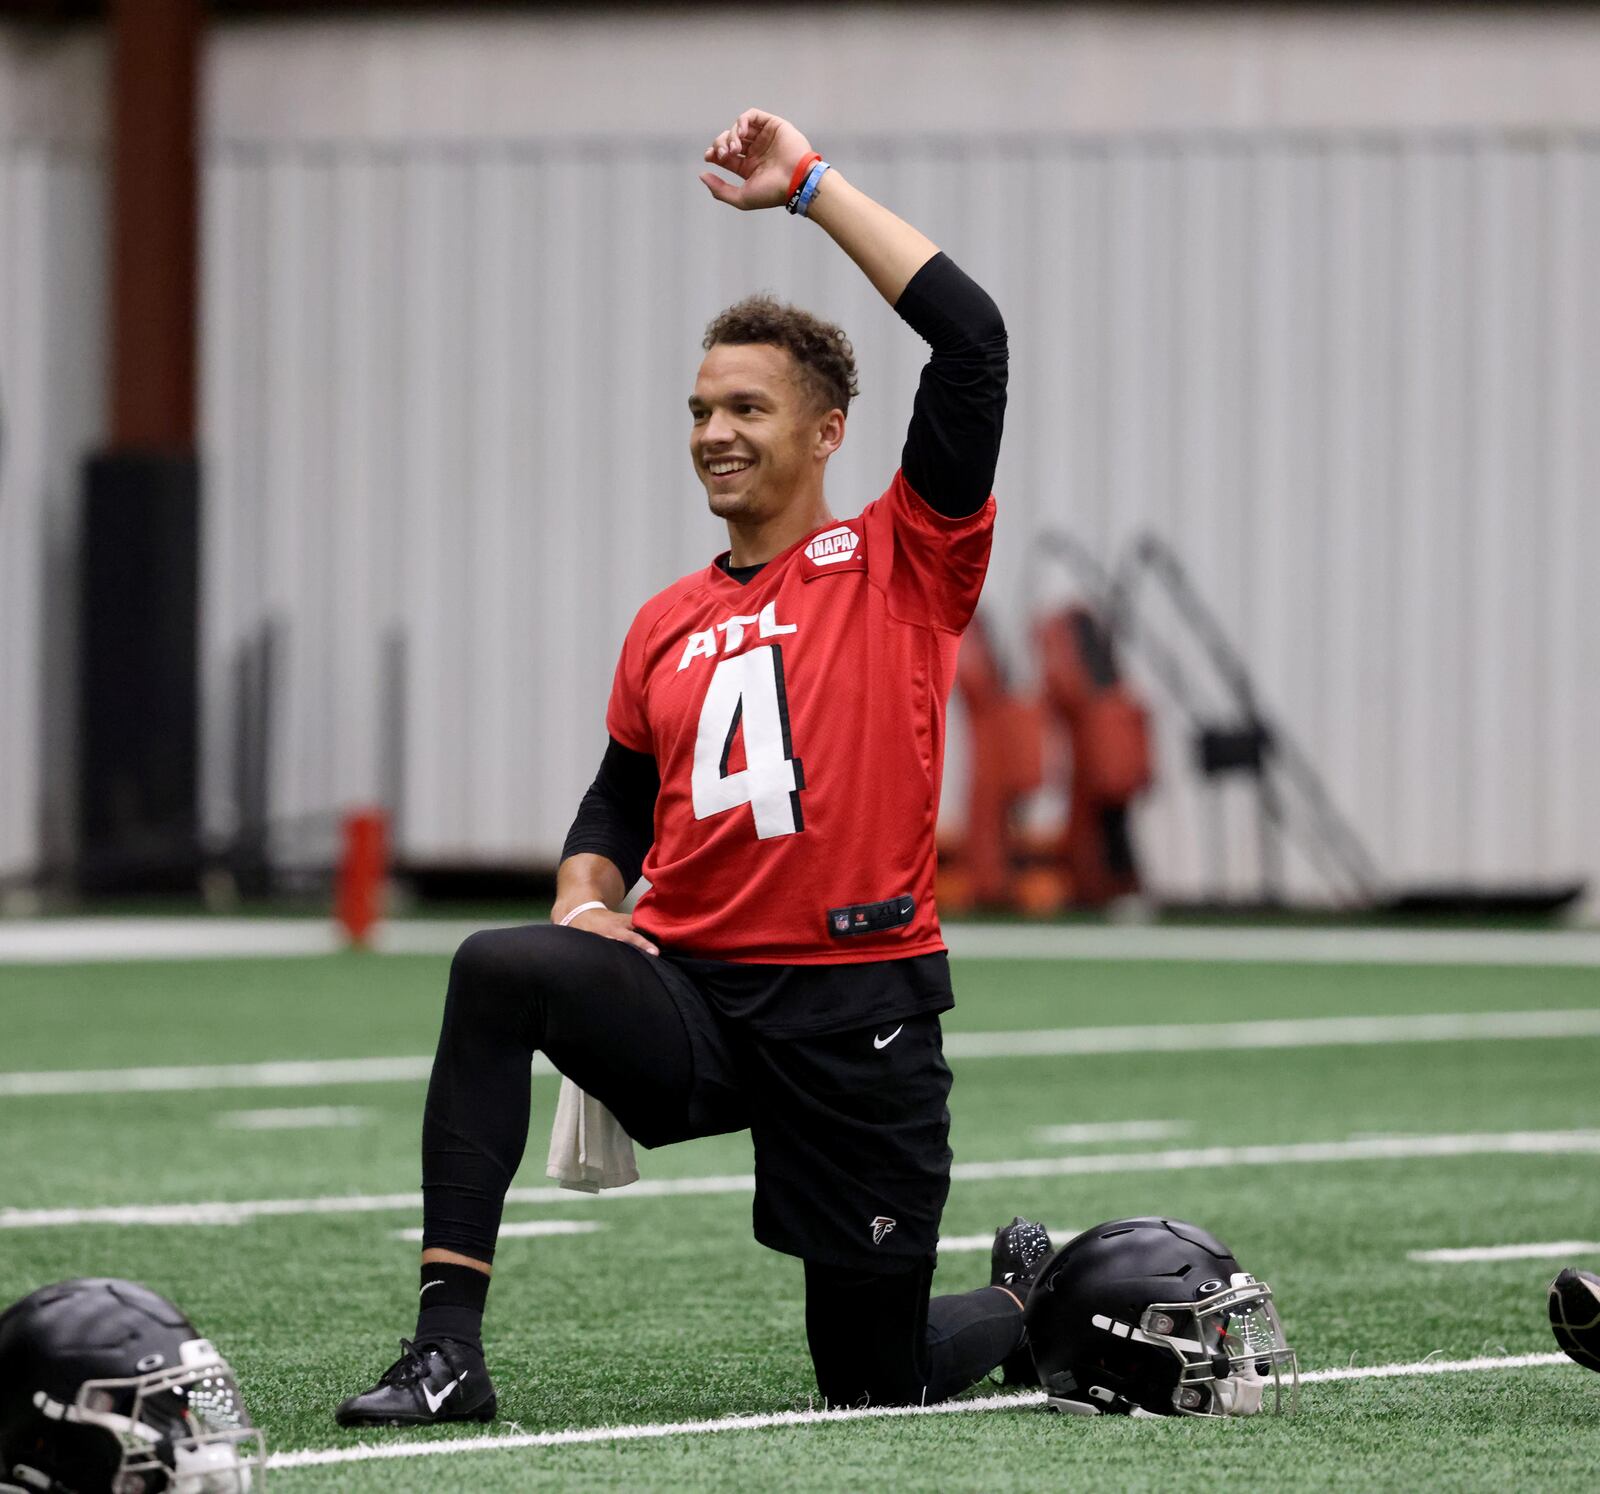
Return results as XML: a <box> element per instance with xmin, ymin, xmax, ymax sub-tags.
<box><xmin>2</xmin><ymin>943</ymin><xmax>1599</xmax><ymax>1489</ymax></box>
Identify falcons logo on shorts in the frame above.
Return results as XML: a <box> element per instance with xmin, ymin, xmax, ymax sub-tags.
<box><xmin>871</xmin><ymin>1216</ymin><xmax>897</xmax><ymax>1245</ymax></box>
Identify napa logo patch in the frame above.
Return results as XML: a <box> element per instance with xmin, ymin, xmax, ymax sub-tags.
<box><xmin>805</xmin><ymin>526</ymin><xmax>860</xmax><ymax>567</ymax></box>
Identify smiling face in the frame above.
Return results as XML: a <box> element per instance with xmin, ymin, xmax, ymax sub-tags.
<box><xmin>689</xmin><ymin>343</ymin><xmax>844</xmax><ymax>527</ymax></box>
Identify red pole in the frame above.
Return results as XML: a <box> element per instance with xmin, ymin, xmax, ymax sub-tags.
<box><xmin>336</xmin><ymin>809</ymin><xmax>389</xmax><ymax>947</ymax></box>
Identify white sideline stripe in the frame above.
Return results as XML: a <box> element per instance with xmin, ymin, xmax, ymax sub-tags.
<box><xmin>215</xmin><ymin>1106</ymin><xmax>371</xmax><ymax>1131</ymax></box>
<box><xmin>7</xmin><ymin>1008</ymin><xmax>1599</xmax><ymax>1099</ymax></box>
<box><xmin>265</xmin><ymin>1352</ymin><xmax>1572</xmax><ymax>1470</ymax></box>
<box><xmin>393</xmin><ymin>1221</ymin><xmax>602</xmax><ymax>1242</ymax></box>
<box><xmin>0</xmin><ymin>918</ymin><xmax>344</xmax><ymax>963</ymax></box>
<box><xmin>5</xmin><ymin>917</ymin><xmax>1600</xmax><ymax>967</ymax></box>
<box><xmin>1409</xmin><ymin>1241</ymin><xmax>1600</xmax><ymax>1263</ymax></box>
<box><xmin>8</xmin><ymin>1131</ymin><xmax>1600</xmax><ymax>1230</ymax></box>
<box><xmin>1033</xmin><ymin>1120</ymin><xmax>1190</xmax><ymax>1144</ymax></box>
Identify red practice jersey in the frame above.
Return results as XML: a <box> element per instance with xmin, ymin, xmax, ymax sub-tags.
<box><xmin>606</xmin><ymin>470</ymin><xmax>995</xmax><ymax>963</ymax></box>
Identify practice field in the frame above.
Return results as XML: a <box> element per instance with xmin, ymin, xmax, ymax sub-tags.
<box><xmin>3</xmin><ymin>924</ymin><xmax>1599</xmax><ymax>1490</ymax></box>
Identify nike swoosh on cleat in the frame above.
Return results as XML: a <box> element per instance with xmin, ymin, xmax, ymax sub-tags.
<box><xmin>423</xmin><ymin>1372</ymin><xmax>468</xmax><ymax>1415</ymax></box>
<box><xmin>873</xmin><ymin>1025</ymin><xmax>904</xmax><ymax>1050</ymax></box>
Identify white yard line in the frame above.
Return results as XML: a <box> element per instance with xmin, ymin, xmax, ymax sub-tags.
<box><xmin>1032</xmin><ymin>1120</ymin><xmax>1190</xmax><ymax>1144</ymax></box>
<box><xmin>7</xmin><ymin>1008</ymin><xmax>1599</xmax><ymax>1099</ymax></box>
<box><xmin>0</xmin><ymin>1174</ymin><xmax>757</xmax><ymax>1229</ymax></box>
<box><xmin>216</xmin><ymin>1107</ymin><xmax>372</xmax><ymax>1131</ymax></box>
<box><xmin>0</xmin><ymin>1057</ymin><xmax>443</xmax><ymax>1096</ymax></box>
<box><xmin>0</xmin><ymin>1054</ymin><xmax>555</xmax><ymax>1097</ymax></box>
<box><xmin>947</xmin><ymin>1009</ymin><xmax>1600</xmax><ymax>1058</ymax></box>
<box><xmin>4</xmin><ymin>918</ymin><xmax>1600</xmax><ymax>967</ymax></box>
<box><xmin>265</xmin><ymin>1352</ymin><xmax>1573</xmax><ymax>1471</ymax></box>
<box><xmin>1409</xmin><ymin>1241</ymin><xmax>1600</xmax><ymax>1263</ymax></box>
<box><xmin>7</xmin><ymin>1131</ymin><xmax>1600</xmax><ymax>1230</ymax></box>
<box><xmin>393</xmin><ymin>1221</ymin><xmax>602</xmax><ymax>1241</ymax></box>
<box><xmin>1297</xmin><ymin>1352</ymin><xmax>1568</xmax><ymax>1383</ymax></box>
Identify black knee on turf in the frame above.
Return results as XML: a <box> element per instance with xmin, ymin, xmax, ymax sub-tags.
<box><xmin>804</xmin><ymin>1257</ymin><xmax>934</xmax><ymax>1408</ymax></box>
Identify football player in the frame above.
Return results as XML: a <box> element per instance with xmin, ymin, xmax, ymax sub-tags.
<box><xmin>337</xmin><ymin>107</ymin><xmax>1043</xmax><ymax>1425</ymax></box>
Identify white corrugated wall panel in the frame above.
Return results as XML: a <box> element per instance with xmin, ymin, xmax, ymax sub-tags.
<box><xmin>200</xmin><ymin>133</ymin><xmax>1600</xmax><ymax>905</ymax></box>
<box><xmin>0</xmin><ymin>145</ymin><xmax>103</xmax><ymax>884</ymax></box>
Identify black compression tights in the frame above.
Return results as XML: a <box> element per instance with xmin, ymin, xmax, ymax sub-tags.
<box><xmin>420</xmin><ymin>925</ymin><xmax>698</xmax><ymax>1263</ymax></box>
<box><xmin>420</xmin><ymin>924</ymin><xmax>1023</xmax><ymax>1406</ymax></box>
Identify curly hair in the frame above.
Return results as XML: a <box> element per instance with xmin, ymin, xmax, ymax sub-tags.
<box><xmin>702</xmin><ymin>295</ymin><xmax>859</xmax><ymax>415</ymax></box>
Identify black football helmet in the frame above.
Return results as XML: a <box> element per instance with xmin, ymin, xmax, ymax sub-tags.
<box><xmin>1549</xmin><ymin>1267</ymin><xmax>1600</xmax><ymax>1372</ymax></box>
<box><xmin>1023</xmin><ymin>1217</ymin><xmax>1297</xmax><ymax>1418</ymax></box>
<box><xmin>0</xmin><ymin>1279</ymin><xmax>266</xmax><ymax>1493</ymax></box>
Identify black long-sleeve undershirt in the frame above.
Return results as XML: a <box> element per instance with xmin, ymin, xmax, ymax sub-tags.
<box><xmin>560</xmin><ymin>737</ymin><xmax>659</xmax><ymax>892</ymax></box>
<box><xmin>895</xmin><ymin>252</ymin><xmax>1008</xmax><ymax>519</ymax></box>
<box><xmin>562</xmin><ymin>251</ymin><xmax>1006</xmax><ymax>888</ymax></box>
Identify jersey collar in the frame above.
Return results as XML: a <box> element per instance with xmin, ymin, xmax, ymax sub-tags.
<box><xmin>706</xmin><ymin>519</ymin><xmax>839</xmax><ymax>593</ymax></box>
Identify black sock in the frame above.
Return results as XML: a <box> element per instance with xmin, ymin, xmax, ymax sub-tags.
<box><xmin>415</xmin><ymin>1262</ymin><xmax>490</xmax><ymax>1347</ymax></box>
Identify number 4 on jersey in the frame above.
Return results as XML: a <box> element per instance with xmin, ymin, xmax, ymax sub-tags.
<box><xmin>691</xmin><ymin>645</ymin><xmax>806</xmax><ymax>839</ymax></box>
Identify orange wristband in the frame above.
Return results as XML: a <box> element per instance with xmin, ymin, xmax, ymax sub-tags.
<box><xmin>786</xmin><ymin>152</ymin><xmax>822</xmax><ymax>201</ymax></box>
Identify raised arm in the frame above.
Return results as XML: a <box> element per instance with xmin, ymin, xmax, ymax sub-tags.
<box><xmin>700</xmin><ymin>109</ymin><xmax>937</xmax><ymax>305</ymax></box>
<box><xmin>701</xmin><ymin>109</ymin><xmax>1007</xmax><ymax>517</ymax></box>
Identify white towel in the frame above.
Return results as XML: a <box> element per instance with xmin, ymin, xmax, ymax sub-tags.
<box><xmin>545</xmin><ymin>1076</ymin><xmax>639</xmax><ymax>1193</ymax></box>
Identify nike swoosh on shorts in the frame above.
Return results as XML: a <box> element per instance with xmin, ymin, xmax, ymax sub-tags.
<box><xmin>873</xmin><ymin>1025</ymin><xmax>904</xmax><ymax>1050</ymax></box>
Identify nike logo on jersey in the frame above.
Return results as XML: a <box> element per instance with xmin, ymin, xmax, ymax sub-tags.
<box><xmin>873</xmin><ymin>1025</ymin><xmax>905</xmax><ymax>1050</ymax></box>
<box><xmin>677</xmin><ymin>600</ymin><xmax>796</xmax><ymax>672</ymax></box>
<box><xmin>423</xmin><ymin>1372</ymin><xmax>468</xmax><ymax>1414</ymax></box>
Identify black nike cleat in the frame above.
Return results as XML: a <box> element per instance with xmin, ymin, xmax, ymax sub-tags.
<box><xmin>991</xmin><ymin>1216</ymin><xmax>1053</xmax><ymax>1388</ymax></box>
<box><xmin>334</xmin><ymin>1337</ymin><xmax>498</xmax><ymax>1428</ymax></box>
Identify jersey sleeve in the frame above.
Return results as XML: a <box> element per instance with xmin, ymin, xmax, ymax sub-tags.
<box><xmin>867</xmin><ymin>468</ymin><xmax>997</xmax><ymax>635</ymax></box>
<box><xmin>604</xmin><ymin>608</ymin><xmax>655</xmax><ymax>753</ymax></box>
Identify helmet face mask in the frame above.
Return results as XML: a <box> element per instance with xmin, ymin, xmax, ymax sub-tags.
<box><xmin>1119</xmin><ymin>1274</ymin><xmax>1299</xmax><ymax>1417</ymax></box>
<box><xmin>0</xmin><ymin>1280</ymin><xmax>267</xmax><ymax>1494</ymax></box>
<box><xmin>1024</xmin><ymin>1217</ymin><xmax>1299</xmax><ymax>1420</ymax></box>
<box><xmin>63</xmin><ymin>1338</ymin><xmax>266</xmax><ymax>1493</ymax></box>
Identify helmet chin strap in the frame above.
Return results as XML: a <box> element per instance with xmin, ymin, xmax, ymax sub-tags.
<box><xmin>1046</xmin><ymin>1387</ymin><xmax>1164</xmax><ymax>1418</ymax></box>
<box><xmin>1</xmin><ymin>1467</ymin><xmax>62</xmax><ymax>1494</ymax></box>
<box><xmin>1210</xmin><ymin>1364</ymin><xmax>1269</xmax><ymax>1417</ymax></box>
<box><xmin>1207</xmin><ymin>1310</ymin><xmax>1234</xmax><ymax>1384</ymax></box>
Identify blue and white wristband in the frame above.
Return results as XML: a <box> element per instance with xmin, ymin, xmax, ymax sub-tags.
<box><xmin>788</xmin><ymin>159</ymin><xmax>830</xmax><ymax>217</ymax></box>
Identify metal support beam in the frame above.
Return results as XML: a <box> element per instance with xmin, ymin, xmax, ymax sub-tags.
<box><xmin>109</xmin><ymin>0</ymin><xmax>199</xmax><ymax>447</ymax></box>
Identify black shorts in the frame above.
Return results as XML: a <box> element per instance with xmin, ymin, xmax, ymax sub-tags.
<box><xmin>646</xmin><ymin>956</ymin><xmax>954</xmax><ymax>1272</ymax></box>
